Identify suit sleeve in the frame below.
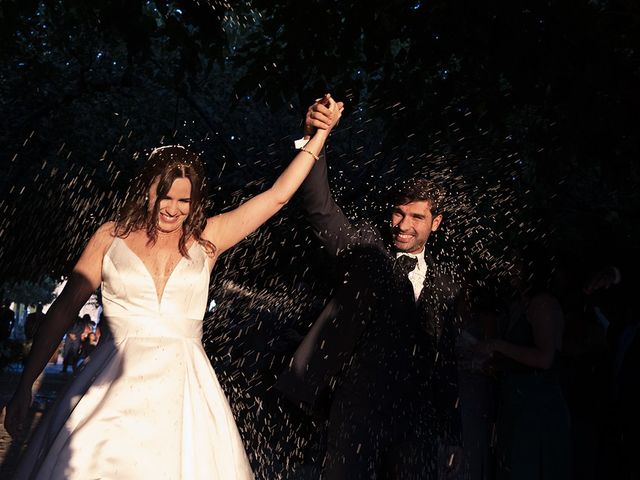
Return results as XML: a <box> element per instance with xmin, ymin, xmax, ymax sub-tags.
<box><xmin>299</xmin><ymin>150</ymin><xmax>359</xmax><ymax>256</ymax></box>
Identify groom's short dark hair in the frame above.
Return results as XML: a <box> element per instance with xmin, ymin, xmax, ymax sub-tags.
<box><xmin>392</xmin><ymin>178</ymin><xmax>444</xmax><ymax>216</ymax></box>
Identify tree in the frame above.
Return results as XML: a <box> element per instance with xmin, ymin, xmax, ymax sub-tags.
<box><xmin>1</xmin><ymin>0</ymin><xmax>638</xmax><ymax>284</ymax></box>
<box><xmin>0</xmin><ymin>276</ymin><xmax>58</xmax><ymax>306</ymax></box>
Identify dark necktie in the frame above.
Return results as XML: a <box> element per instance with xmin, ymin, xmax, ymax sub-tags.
<box><xmin>393</xmin><ymin>255</ymin><xmax>418</xmax><ymax>279</ymax></box>
<box><xmin>393</xmin><ymin>255</ymin><xmax>418</xmax><ymax>303</ymax></box>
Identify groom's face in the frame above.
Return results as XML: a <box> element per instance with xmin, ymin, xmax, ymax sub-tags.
<box><xmin>390</xmin><ymin>201</ymin><xmax>442</xmax><ymax>254</ymax></box>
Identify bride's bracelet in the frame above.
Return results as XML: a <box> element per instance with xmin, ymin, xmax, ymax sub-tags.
<box><xmin>298</xmin><ymin>147</ymin><xmax>319</xmax><ymax>161</ymax></box>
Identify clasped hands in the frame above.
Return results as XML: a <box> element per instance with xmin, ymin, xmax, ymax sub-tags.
<box><xmin>304</xmin><ymin>94</ymin><xmax>345</xmax><ymax>138</ymax></box>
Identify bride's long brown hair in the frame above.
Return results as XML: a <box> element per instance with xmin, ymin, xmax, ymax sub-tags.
<box><xmin>114</xmin><ymin>145</ymin><xmax>215</xmax><ymax>257</ymax></box>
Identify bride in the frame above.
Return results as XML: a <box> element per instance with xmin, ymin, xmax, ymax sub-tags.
<box><xmin>3</xmin><ymin>96</ymin><xmax>342</xmax><ymax>479</ymax></box>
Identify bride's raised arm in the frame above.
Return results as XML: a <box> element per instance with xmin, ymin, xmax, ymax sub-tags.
<box><xmin>203</xmin><ymin>96</ymin><xmax>342</xmax><ymax>256</ymax></box>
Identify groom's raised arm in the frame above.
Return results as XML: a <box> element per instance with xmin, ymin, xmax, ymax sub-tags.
<box><xmin>298</xmin><ymin>150</ymin><xmax>358</xmax><ymax>257</ymax></box>
<box><xmin>297</xmin><ymin>98</ymin><xmax>359</xmax><ymax>256</ymax></box>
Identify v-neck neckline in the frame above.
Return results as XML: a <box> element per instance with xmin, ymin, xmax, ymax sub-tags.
<box><xmin>118</xmin><ymin>237</ymin><xmax>197</xmax><ymax>306</ymax></box>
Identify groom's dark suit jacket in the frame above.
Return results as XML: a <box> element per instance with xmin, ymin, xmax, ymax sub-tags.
<box><xmin>277</xmin><ymin>153</ymin><xmax>462</xmax><ymax>447</ymax></box>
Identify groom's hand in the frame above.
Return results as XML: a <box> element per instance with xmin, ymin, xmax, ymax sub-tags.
<box><xmin>304</xmin><ymin>94</ymin><xmax>345</xmax><ymax>139</ymax></box>
<box><xmin>584</xmin><ymin>265</ymin><xmax>620</xmax><ymax>294</ymax></box>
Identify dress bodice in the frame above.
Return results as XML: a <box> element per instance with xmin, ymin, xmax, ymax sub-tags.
<box><xmin>101</xmin><ymin>237</ymin><xmax>210</xmax><ymax>340</ymax></box>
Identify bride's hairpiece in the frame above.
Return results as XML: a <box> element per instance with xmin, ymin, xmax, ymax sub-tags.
<box><xmin>150</xmin><ymin>145</ymin><xmax>187</xmax><ymax>155</ymax></box>
<box><xmin>149</xmin><ymin>145</ymin><xmax>197</xmax><ymax>167</ymax></box>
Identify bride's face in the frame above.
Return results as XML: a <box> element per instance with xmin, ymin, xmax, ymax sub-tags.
<box><xmin>148</xmin><ymin>177</ymin><xmax>192</xmax><ymax>233</ymax></box>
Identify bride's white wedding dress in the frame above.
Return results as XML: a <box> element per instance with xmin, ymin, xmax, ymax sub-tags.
<box><xmin>15</xmin><ymin>236</ymin><xmax>253</xmax><ymax>479</ymax></box>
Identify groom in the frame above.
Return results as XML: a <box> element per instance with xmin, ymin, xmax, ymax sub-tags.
<box><xmin>276</xmin><ymin>99</ymin><xmax>463</xmax><ymax>479</ymax></box>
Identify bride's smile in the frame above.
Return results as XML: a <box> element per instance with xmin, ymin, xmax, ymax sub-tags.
<box><xmin>148</xmin><ymin>176</ymin><xmax>192</xmax><ymax>233</ymax></box>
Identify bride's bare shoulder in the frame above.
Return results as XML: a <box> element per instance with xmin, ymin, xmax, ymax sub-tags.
<box><xmin>94</xmin><ymin>221</ymin><xmax>118</xmax><ymax>240</ymax></box>
<box><xmin>86</xmin><ymin>221</ymin><xmax>118</xmax><ymax>255</ymax></box>
<box><xmin>97</xmin><ymin>221</ymin><xmax>117</xmax><ymax>235</ymax></box>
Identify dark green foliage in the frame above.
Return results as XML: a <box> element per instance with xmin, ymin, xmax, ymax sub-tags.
<box><xmin>0</xmin><ymin>276</ymin><xmax>57</xmax><ymax>306</ymax></box>
<box><xmin>0</xmin><ymin>0</ymin><xmax>638</xmax><ymax>283</ymax></box>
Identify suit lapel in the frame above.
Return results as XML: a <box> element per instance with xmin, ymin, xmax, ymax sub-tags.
<box><xmin>416</xmin><ymin>251</ymin><xmax>442</xmax><ymax>340</ymax></box>
<box><xmin>416</xmin><ymin>250</ymin><xmax>437</xmax><ymax>307</ymax></box>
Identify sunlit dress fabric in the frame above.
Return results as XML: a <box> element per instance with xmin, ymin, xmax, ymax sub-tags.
<box><xmin>15</xmin><ymin>237</ymin><xmax>253</xmax><ymax>479</ymax></box>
